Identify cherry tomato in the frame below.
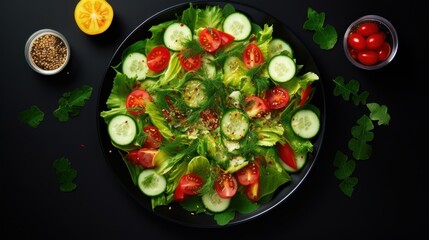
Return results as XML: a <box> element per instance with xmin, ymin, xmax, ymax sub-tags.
<box><xmin>377</xmin><ymin>42</ymin><xmax>391</xmax><ymax>61</ymax></box>
<box><xmin>277</xmin><ymin>142</ymin><xmax>297</xmax><ymax>170</ymax></box>
<box><xmin>125</xmin><ymin>148</ymin><xmax>158</xmax><ymax>168</ymax></box>
<box><xmin>173</xmin><ymin>187</ymin><xmax>186</xmax><ymax>202</ymax></box>
<box><xmin>147</xmin><ymin>46</ymin><xmax>170</xmax><ymax>72</ymax></box>
<box><xmin>214</xmin><ymin>173</ymin><xmax>238</xmax><ymax>198</ymax></box>
<box><xmin>244</xmin><ymin>181</ymin><xmax>260</xmax><ymax>202</ymax></box>
<box><xmin>199</xmin><ymin>27</ymin><xmax>221</xmax><ymax>53</ymax></box>
<box><xmin>218</xmin><ymin>30</ymin><xmax>235</xmax><ymax>46</ymax></box>
<box><xmin>244</xmin><ymin>96</ymin><xmax>270</xmax><ymax>119</ymax></box>
<box><xmin>126</xmin><ymin>89</ymin><xmax>152</xmax><ymax>115</ymax></box>
<box><xmin>366</xmin><ymin>32</ymin><xmax>386</xmax><ymax>50</ymax></box>
<box><xmin>348</xmin><ymin>47</ymin><xmax>359</xmax><ymax>60</ymax></box>
<box><xmin>179</xmin><ymin>50</ymin><xmax>202</xmax><ymax>71</ymax></box>
<box><xmin>142</xmin><ymin>126</ymin><xmax>162</xmax><ymax>149</ymax></box>
<box><xmin>299</xmin><ymin>84</ymin><xmax>312</xmax><ymax>107</ymax></box>
<box><xmin>243</xmin><ymin>43</ymin><xmax>264</xmax><ymax>69</ymax></box>
<box><xmin>177</xmin><ymin>173</ymin><xmax>204</xmax><ymax>195</ymax></box>
<box><xmin>357</xmin><ymin>50</ymin><xmax>379</xmax><ymax>65</ymax></box>
<box><xmin>236</xmin><ymin>162</ymin><xmax>260</xmax><ymax>186</ymax></box>
<box><xmin>265</xmin><ymin>86</ymin><xmax>290</xmax><ymax>109</ymax></box>
<box><xmin>357</xmin><ymin>22</ymin><xmax>379</xmax><ymax>36</ymax></box>
<box><xmin>200</xmin><ymin>109</ymin><xmax>219</xmax><ymax>131</ymax></box>
<box><xmin>347</xmin><ymin>33</ymin><xmax>366</xmax><ymax>50</ymax></box>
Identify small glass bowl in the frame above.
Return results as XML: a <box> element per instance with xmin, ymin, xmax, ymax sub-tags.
<box><xmin>25</xmin><ymin>29</ymin><xmax>70</xmax><ymax>75</ymax></box>
<box><xmin>343</xmin><ymin>15</ymin><xmax>398</xmax><ymax>70</ymax></box>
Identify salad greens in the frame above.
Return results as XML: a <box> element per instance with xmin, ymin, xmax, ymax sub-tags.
<box><xmin>53</xmin><ymin>85</ymin><xmax>93</xmax><ymax>122</ymax></box>
<box><xmin>101</xmin><ymin>3</ymin><xmax>321</xmax><ymax>225</ymax></box>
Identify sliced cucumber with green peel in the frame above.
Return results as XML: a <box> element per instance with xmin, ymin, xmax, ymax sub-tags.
<box><xmin>163</xmin><ymin>22</ymin><xmax>192</xmax><ymax>51</ymax></box>
<box><xmin>280</xmin><ymin>152</ymin><xmax>307</xmax><ymax>173</ymax></box>
<box><xmin>268</xmin><ymin>55</ymin><xmax>296</xmax><ymax>83</ymax></box>
<box><xmin>202</xmin><ymin>191</ymin><xmax>231</xmax><ymax>213</ymax></box>
<box><xmin>223</xmin><ymin>12</ymin><xmax>252</xmax><ymax>41</ymax></box>
<box><xmin>122</xmin><ymin>52</ymin><xmax>148</xmax><ymax>80</ymax></box>
<box><xmin>291</xmin><ymin>109</ymin><xmax>320</xmax><ymax>139</ymax></box>
<box><xmin>107</xmin><ymin>114</ymin><xmax>138</xmax><ymax>147</ymax></box>
<box><xmin>182</xmin><ymin>80</ymin><xmax>208</xmax><ymax>108</ymax></box>
<box><xmin>269</xmin><ymin>38</ymin><xmax>293</xmax><ymax>58</ymax></box>
<box><xmin>137</xmin><ymin>169</ymin><xmax>167</xmax><ymax>197</ymax></box>
<box><xmin>221</xmin><ymin>108</ymin><xmax>249</xmax><ymax>141</ymax></box>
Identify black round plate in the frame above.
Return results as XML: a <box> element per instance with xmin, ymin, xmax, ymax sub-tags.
<box><xmin>96</xmin><ymin>1</ymin><xmax>326</xmax><ymax>228</ymax></box>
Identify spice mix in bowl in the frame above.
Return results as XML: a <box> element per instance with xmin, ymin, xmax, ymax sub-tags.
<box><xmin>25</xmin><ymin>29</ymin><xmax>70</xmax><ymax>75</ymax></box>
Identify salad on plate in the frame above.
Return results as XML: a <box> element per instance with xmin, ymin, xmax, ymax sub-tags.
<box><xmin>100</xmin><ymin>2</ymin><xmax>322</xmax><ymax>226</ymax></box>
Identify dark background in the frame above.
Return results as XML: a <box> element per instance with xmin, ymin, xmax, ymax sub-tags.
<box><xmin>1</xmin><ymin>0</ymin><xmax>426</xmax><ymax>239</ymax></box>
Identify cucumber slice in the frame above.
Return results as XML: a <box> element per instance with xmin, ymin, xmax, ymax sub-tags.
<box><xmin>280</xmin><ymin>152</ymin><xmax>307</xmax><ymax>173</ymax></box>
<box><xmin>269</xmin><ymin>38</ymin><xmax>293</xmax><ymax>58</ymax></box>
<box><xmin>137</xmin><ymin>169</ymin><xmax>167</xmax><ymax>197</ymax></box>
<box><xmin>268</xmin><ymin>55</ymin><xmax>296</xmax><ymax>83</ymax></box>
<box><xmin>163</xmin><ymin>22</ymin><xmax>192</xmax><ymax>51</ymax></box>
<box><xmin>202</xmin><ymin>191</ymin><xmax>231</xmax><ymax>213</ymax></box>
<box><xmin>107</xmin><ymin>114</ymin><xmax>138</xmax><ymax>146</ymax></box>
<box><xmin>291</xmin><ymin>109</ymin><xmax>320</xmax><ymax>139</ymax></box>
<box><xmin>122</xmin><ymin>52</ymin><xmax>148</xmax><ymax>80</ymax></box>
<box><xmin>182</xmin><ymin>80</ymin><xmax>208</xmax><ymax>108</ymax></box>
<box><xmin>221</xmin><ymin>108</ymin><xmax>249</xmax><ymax>141</ymax></box>
<box><xmin>202</xmin><ymin>54</ymin><xmax>216</xmax><ymax>79</ymax></box>
<box><xmin>223</xmin><ymin>12</ymin><xmax>252</xmax><ymax>41</ymax></box>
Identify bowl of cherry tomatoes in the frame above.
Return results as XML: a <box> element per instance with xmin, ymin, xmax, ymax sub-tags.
<box><xmin>344</xmin><ymin>15</ymin><xmax>398</xmax><ymax>70</ymax></box>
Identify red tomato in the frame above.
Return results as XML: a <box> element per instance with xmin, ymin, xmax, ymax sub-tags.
<box><xmin>236</xmin><ymin>162</ymin><xmax>260</xmax><ymax>186</ymax></box>
<box><xmin>358</xmin><ymin>50</ymin><xmax>379</xmax><ymax>65</ymax></box>
<box><xmin>299</xmin><ymin>84</ymin><xmax>312</xmax><ymax>107</ymax></box>
<box><xmin>377</xmin><ymin>42</ymin><xmax>391</xmax><ymax>61</ymax></box>
<box><xmin>245</xmin><ymin>96</ymin><xmax>270</xmax><ymax>119</ymax></box>
<box><xmin>125</xmin><ymin>148</ymin><xmax>158</xmax><ymax>168</ymax></box>
<box><xmin>142</xmin><ymin>126</ymin><xmax>162</xmax><ymax>149</ymax></box>
<box><xmin>214</xmin><ymin>173</ymin><xmax>238</xmax><ymax>198</ymax></box>
<box><xmin>366</xmin><ymin>32</ymin><xmax>386</xmax><ymax>50</ymax></box>
<box><xmin>173</xmin><ymin>187</ymin><xmax>186</xmax><ymax>202</ymax></box>
<box><xmin>348</xmin><ymin>47</ymin><xmax>359</xmax><ymax>60</ymax></box>
<box><xmin>243</xmin><ymin>43</ymin><xmax>264</xmax><ymax>69</ymax></box>
<box><xmin>277</xmin><ymin>142</ymin><xmax>297</xmax><ymax>170</ymax></box>
<box><xmin>179</xmin><ymin>50</ymin><xmax>202</xmax><ymax>71</ymax></box>
<box><xmin>199</xmin><ymin>27</ymin><xmax>222</xmax><ymax>53</ymax></box>
<box><xmin>126</xmin><ymin>89</ymin><xmax>152</xmax><ymax>115</ymax></box>
<box><xmin>218</xmin><ymin>30</ymin><xmax>235</xmax><ymax>46</ymax></box>
<box><xmin>147</xmin><ymin>46</ymin><xmax>170</xmax><ymax>72</ymax></box>
<box><xmin>265</xmin><ymin>86</ymin><xmax>290</xmax><ymax>109</ymax></box>
<box><xmin>200</xmin><ymin>109</ymin><xmax>219</xmax><ymax>131</ymax></box>
<box><xmin>244</xmin><ymin>181</ymin><xmax>260</xmax><ymax>202</ymax></box>
<box><xmin>347</xmin><ymin>33</ymin><xmax>366</xmax><ymax>50</ymax></box>
<box><xmin>177</xmin><ymin>173</ymin><xmax>204</xmax><ymax>195</ymax></box>
<box><xmin>357</xmin><ymin>22</ymin><xmax>379</xmax><ymax>36</ymax></box>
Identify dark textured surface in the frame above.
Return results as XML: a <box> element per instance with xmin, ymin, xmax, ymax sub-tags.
<box><xmin>1</xmin><ymin>0</ymin><xmax>425</xmax><ymax>238</ymax></box>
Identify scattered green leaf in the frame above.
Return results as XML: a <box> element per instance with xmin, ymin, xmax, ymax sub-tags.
<box><xmin>53</xmin><ymin>157</ymin><xmax>77</xmax><ymax>192</ymax></box>
<box><xmin>348</xmin><ymin>115</ymin><xmax>374</xmax><ymax>160</ymax></box>
<box><xmin>303</xmin><ymin>8</ymin><xmax>337</xmax><ymax>50</ymax></box>
<box><xmin>333</xmin><ymin>151</ymin><xmax>356</xmax><ymax>180</ymax></box>
<box><xmin>367</xmin><ymin>102</ymin><xmax>391</xmax><ymax>125</ymax></box>
<box><xmin>339</xmin><ymin>177</ymin><xmax>358</xmax><ymax>197</ymax></box>
<box><xmin>53</xmin><ymin>85</ymin><xmax>93</xmax><ymax>122</ymax></box>
<box><xmin>18</xmin><ymin>105</ymin><xmax>44</xmax><ymax>128</ymax></box>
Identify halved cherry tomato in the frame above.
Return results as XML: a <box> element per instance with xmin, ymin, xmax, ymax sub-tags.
<box><xmin>199</xmin><ymin>27</ymin><xmax>222</xmax><ymax>53</ymax></box>
<box><xmin>236</xmin><ymin>162</ymin><xmax>260</xmax><ymax>186</ymax></box>
<box><xmin>265</xmin><ymin>86</ymin><xmax>290</xmax><ymax>109</ymax></box>
<box><xmin>277</xmin><ymin>142</ymin><xmax>297</xmax><ymax>170</ymax></box>
<box><xmin>173</xmin><ymin>187</ymin><xmax>186</xmax><ymax>202</ymax></box>
<box><xmin>126</xmin><ymin>89</ymin><xmax>152</xmax><ymax>115</ymax></box>
<box><xmin>243</xmin><ymin>43</ymin><xmax>264</xmax><ymax>69</ymax></box>
<box><xmin>147</xmin><ymin>46</ymin><xmax>170</xmax><ymax>72</ymax></box>
<box><xmin>357</xmin><ymin>22</ymin><xmax>379</xmax><ymax>37</ymax></box>
<box><xmin>245</xmin><ymin>96</ymin><xmax>270</xmax><ymax>119</ymax></box>
<box><xmin>244</xmin><ymin>181</ymin><xmax>260</xmax><ymax>202</ymax></box>
<box><xmin>200</xmin><ymin>109</ymin><xmax>219</xmax><ymax>131</ymax></box>
<box><xmin>357</xmin><ymin>50</ymin><xmax>379</xmax><ymax>65</ymax></box>
<box><xmin>214</xmin><ymin>173</ymin><xmax>238</xmax><ymax>198</ymax></box>
<box><xmin>347</xmin><ymin>33</ymin><xmax>366</xmax><ymax>50</ymax></box>
<box><xmin>125</xmin><ymin>148</ymin><xmax>158</xmax><ymax>168</ymax></box>
<box><xmin>218</xmin><ymin>30</ymin><xmax>235</xmax><ymax>46</ymax></box>
<box><xmin>179</xmin><ymin>50</ymin><xmax>202</xmax><ymax>71</ymax></box>
<box><xmin>142</xmin><ymin>126</ymin><xmax>162</xmax><ymax>149</ymax></box>
<box><xmin>299</xmin><ymin>84</ymin><xmax>312</xmax><ymax>107</ymax></box>
<box><xmin>177</xmin><ymin>173</ymin><xmax>204</xmax><ymax>195</ymax></box>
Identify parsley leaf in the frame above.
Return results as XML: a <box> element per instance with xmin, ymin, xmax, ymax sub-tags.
<box><xmin>53</xmin><ymin>157</ymin><xmax>77</xmax><ymax>192</ymax></box>
<box><xmin>18</xmin><ymin>105</ymin><xmax>44</xmax><ymax>128</ymax></box>
<box><xmin>339</xmin><ymin>177</ymin><xmax>358</xmax><ymax>197</ymax></box>
<box><xmin>53</xmin><ymin>85</ymin><xmax>93</xmax><ymax>122</ymax></box>
<box><xmin>333</xmin><ymin>76</ymin><xmax>369</xmax><ymax>106</ymax></box>
<box><xmin>348</xmin><ymin>115</ymin><xmax>374</xmax><ymax>160</ymax></box>
<box><xmin>333</xmin><ymin>151</ymin><xmax>356</xmax><ymax>180</ymax></box>
<box><xmin>303</xmin><ymin>8</ymin><xmax>337</xmax><ymax>50</ymax></box>
<box><xmin>367</xmin><ymin>102</ymin><xmax>391</xmax><ymax>125</ymax></box>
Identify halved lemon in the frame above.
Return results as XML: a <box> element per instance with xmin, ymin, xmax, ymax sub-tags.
<box><xmin>74</xmin><ymin>0</ymin><xmax>114</xmax><ymax>35</ymax></box>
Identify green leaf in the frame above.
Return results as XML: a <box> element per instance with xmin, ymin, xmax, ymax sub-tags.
<box><xmin>367</xmin><ymin>102</ymin><xmax>391</xmax><ymax>125</ymax></box>
<box><xmin>53</xmin><ymin>85</ymin><xmax>93</xmax><ymax>122</ymax></box>
<box><xmin>339</xmin><ymin>177</ymin><xmax>358</xmax><ymax>197</ymax></box>
<box><xmin>53</xmin><ymin>157</ymin><xmax>77</xmax><ymax>192</ymax></box>
<box><xmin>332</xmin><ymin>77</ymin><xmax>360</xmax><ymax>101</ymax></box>
<box><xmin>333</xmin><ymin>151</ymin><xmax>356</xmax><ymax>180</ymax></box>
<box><xmin>313</xmin><ymin>25</ymin><xmax>337</xmax><ymax>50</ymax></box>
<box><xmin>214</xmin><ymin>210</ymin><xmax>235</xmax><ymax>226</ymax></box>
<box><xmin>18</xmin><ymin>105</ymin><xmax>44</xmax><ymax>128</ymax></box>
<box><xmin>348</xmin><ymin>115</ymin><xmax>374</xmax><ymax>160</ymax></box>
<box><xmin>303</xmin><ymin>8</ymin><xmax>324</xmax><ymax>31</ymax></box>
<box><xmin>352</xmin><ymin>91</ymin><xmax>369</xmax><ymax>106</ymax></box>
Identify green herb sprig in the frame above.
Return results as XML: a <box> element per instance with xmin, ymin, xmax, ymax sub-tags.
<box><xmin>53</xmin><ymin>85</ymin><xmax>93</xmax><ymax>122</ymax></box>
<box><xmin>53</xmin><ymin>157</ymin><xmax>77</xmax><ymax>192</ymax></box>
<box><xmin>303</xmin><ymin>8</ymin><xmax>338</xmax><ymax>50</ymax></box>
<box><xmin>332</xmin><ymin>76</ymin><xmax>391</xmax><ymax>196</ymax></box>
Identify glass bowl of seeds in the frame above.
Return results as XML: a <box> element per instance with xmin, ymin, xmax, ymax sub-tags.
<box><xmin>25</xmin><ymin>29</ymin><xmax>70</xmax><ymax>75</ymax></box>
